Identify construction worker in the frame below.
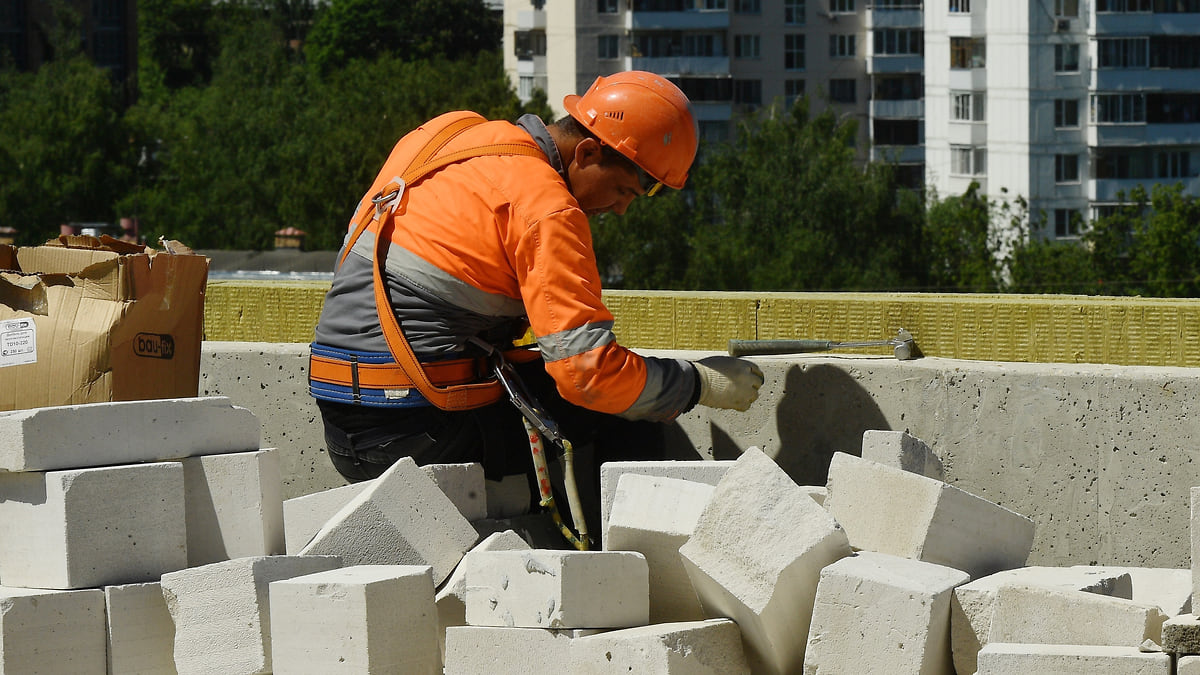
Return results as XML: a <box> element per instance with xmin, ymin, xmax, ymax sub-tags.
<box><xmin>308</xmin><ymin>71</ymin><xmax>763</xmax><ymax>516</ymax></box>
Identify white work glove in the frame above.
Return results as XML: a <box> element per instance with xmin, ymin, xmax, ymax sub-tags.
<box><xmin>694</xmin><ymin>356</ymin><xmax>765</xmax><ymax>412</ymax></box>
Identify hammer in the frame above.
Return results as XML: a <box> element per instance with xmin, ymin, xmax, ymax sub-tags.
<box><xmin>728</xmin><ymin>328</ymin><xmax>917</xmax><ymax>361</ymax></box>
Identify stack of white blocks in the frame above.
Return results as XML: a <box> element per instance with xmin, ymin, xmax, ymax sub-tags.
<box><xmin>4</xmin><ymin>396</ymin><xmax>1199</xmax><ymax>674</ymax></box>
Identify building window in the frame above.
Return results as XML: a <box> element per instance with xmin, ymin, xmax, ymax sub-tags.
<box><xmin>1097</xmin><ymin>37</ymin><xmax>1149</xmax><ymax>68</ymax></box>
<box><xmin>1097</xmin><ymin>0</ymin><xmax>1152</xmax><ymax>9</ymax></box>
<box><xmin>1150</xmin><ymin>36</ymin><xmax>1200</xmax><ymax>69</ymax></box>
<box><xmin>875</xmin><ymin>29</ymin><xmax>923</xmax><ymax>56</ymax></box>
<box><xmin>1055</xmin><ymin>99</ymin><xmax>1080</xmax><ymax>127</ymax></box>
<box><xmin>700</xmin><ymin>0</ymin><xmax>728</xmax><ymax>8</ymax></box>
<box><xmin>830</xmin><ymin>34</ymin><xmax>856</xmax><ymax>58</ymax></box>
<box><xmin>735</xmin><ymin>34</ymin><xmax>761</xmax><ymax>59</ymax></box>
<box><xmin>1055</xmin><ymin>209</ymin><xmax>1082</xmax><ymax>238</ymax></box>
<box><xmin>785</xmin><ymin>0</ymin><xmax>806</xmax><ymax>25</ymax></box>
<box><xmin>519</xmin><ymin>76</ymin><xmax>535</xmax><ymax>100</ymax></box>
<box><xmin>874</xmin><ymin>73</ymin><xmax>923</xmax><ymax>100</ymax></box>
<box><xmin>829</xmin><ymin>78</ymin><xmax>856</xmax><ymax>103</ymax></box>
<box><xmin>785</xmin><ymin>34</ymin><xmax>806</xmax><ymax>70</ymax></box>
<box><xmin>598</xmin><ymin>0</ymin><xmax>619</xmax><ymax>13</ymax></box>
<box><xmin>598</xmin><ymin>35</ymin><xmax>619</xmax><ymax>59</ymax></box>
<box><xmin>950</xmin><ymin>37</ymin><xmax>985</xmax><ymax>69</ymax></box>
<box><xmin>1054</xmin><ymin>0</ymin><xmax>1079</xmax><ymax>15</ymax></box>
<box><xmin>514</xmin><ymin>30</ymin><xmax>547</xmax><ymax>61</ymax></box>
<box><xmin>734</xmin><ymin>0</ymin><xmax>761</xmax><ymax>13</ymax></box>
<box><xmin>951</xmin><ymin>91</ymin><xmax>985</xmax><ymax>121</ymax></box>
<box><xmin>734</xmin><ymin>79</ymin><xmax>763</xmax><ymax>107</ymax></box>
<box><xmin>1056</xmin><ymin>154</ymin><xmax>1080</xmax><ymax>182</ymax></box>
<box><xmin>1054</xmin><ymin>44</ymin><xmax>1080</xmax><ymax>72</ymax></box>
<box><xmin>785</xmin><ymin>79</ymin><xmax>806</xmax><ymax>107</ymax></box>
<box><xmin>831</xmin><ymin>0</ymin><xmax>854</xmax><ymax>11</ymax></box>
<box><xmin>874</xmin><ymin>119</ymin><xmax>920</xmax><ymax>145</ymax></box>
<box><xmin>949</xmin><ymin>0</ymin><xmax>971</xmax><ymax>11</ymax></box>
<box><xmin>951</xmin><ymin>145</ymin><xmax>986</xmax><ymax>175</ymax></box>
<box><xmin>1155</xmin><ymin>151</ymin><xmax>1192</xmax><ymax>178</ymax></box>
<box><xmin>1091</xmin><ymin>93</ymin><xmax>1147</xmax><ymax>124</ymax></box>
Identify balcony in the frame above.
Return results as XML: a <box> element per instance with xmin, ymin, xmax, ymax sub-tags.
<box><xmin>1088</xmin><ymin>175</ymin><xmax>1200</xmax><ymax>201</ymax></box>
<box><xmin>865</xmin><ymin>9</ymin><xmax>923</xmax><ymax>29</ymax></box>
<box><xmin>629</xmin><ymin>10</ymin><xmax>730</xmax><ymax>31</ymax></box>
<box><xmin>947</xmin><ymin>121</ymin><xmax>988</xmax><ymax>146</ymax></box>
<box><xmin>629</xmin><ymin>56</ymin><xmax>730</xmax><ymax>76</ymax></box>
<box><xmin>1092</xmin><ymin>68</ymin><xmax>1200</xmax><ymax>92</ymax></box>
<box><xmin>867</xmin><ymin>54</ymin><xmax>923</xmax><ymax>74</ymax></box>
<box><xmin>1093</xmin><ymin>12</ymin><xmax>1200</xmax><ymax>36</ymax></box>
<box><xmin>516</xmin><ymin>9</ymin><xmax>546</xmax><ymax>30</ymax></box>
<box><xmin>871</xmin><ymin>145</ymin><xmax>925</xmax><ymax>163</ymax></box>
<box><xmin>870</xmin><ymin>98</ymin><xmax>924</xmax><ymax>118</ymax></box>
<box><xmin>1088</xmin><ymin>122</ymin><xmax>1200</xmax><ymax>146</ymax></box>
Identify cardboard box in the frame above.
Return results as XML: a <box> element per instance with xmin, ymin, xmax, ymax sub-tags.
<box><xmin>0</xmin><ymin>237</ymin><xmax>209</xmax><ymax>411</ymax></box>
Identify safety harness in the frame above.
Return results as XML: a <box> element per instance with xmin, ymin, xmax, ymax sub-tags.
<box><xmin>309</xmin><ymin>115</ymin><xmax>543</xmax><ymax>411</ymax></box>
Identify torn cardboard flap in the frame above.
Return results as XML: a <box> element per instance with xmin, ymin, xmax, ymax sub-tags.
<box><xmin>0</xmin><ymin>240</ymin><xmax>209</xmax><ymax>411</ymax></box>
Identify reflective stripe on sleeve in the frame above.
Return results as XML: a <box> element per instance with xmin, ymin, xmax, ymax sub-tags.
<box><xmin>536</xmin><ymin>321</ymin><xmax>616</xmax><ymax>362</ymax></box>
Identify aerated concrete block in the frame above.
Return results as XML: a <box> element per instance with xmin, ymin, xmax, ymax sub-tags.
<box><xmin>572</xmin><ymin>619</ymin><xmax>751</xmax><ymax>674</ymax></box>
<box><xmin>604</xmin><ymin>473</ymin><xmax>714</xmax><ymax>623</ymax></box>
<box><xmin>422</xmin><ymin>463</ymin><xmax>487</xmax><ymax>522</ymax></box>
<box><xmin>160</xmin><ymin>554</ymin><xmax>341</xmax><ymax>675</ymax></box>
<box><xmin>299</xmin><ymin>457</ymin><xmax>478</xmax><ymax>586</ymax></box>
<box><xmin>0</xmin><ymin>396</ymin><xmax>260</xmax><ymax>472</ymax></box>
<box><xmin>436</xmin><ymin>530</ymin><xmax>530</xmax><ymax>655</ymax></box>
<box><xmin>599</xmin><ymin>460</ymin><xmax>734</xmax><ymax>546</ymax></box>
<box><xmin>443</xmin><ymin>626</ymin><xmax>582</xmax><ymax>673</ymax></box>
<box><xmin>678</xmin><ymin>447</ymin><xmax>852</xmax><ymax>675</ymax></box>
<box><xmin>804</xmin><ymin>552</ymin><xmax>969</xmax><ymax>675</ymax></box>
<box><xmin>0</xmin><ymin>586</ymin><xmax>106</xmax><ymax>674</ymax></box>
<box><xmin>464</xmin><ymin>550</ymin><xmax>649</xmax><ymax>629</ymax></box>
<box><xmin>988</xmin><ymin>584</ymin><xmax>1166</xmax><ymax>650</ymax></box>
<box><xmin>270</xmin><ymin>564</ymin><xmax>439</xmax><ymax>675</ymax></box>
<box><xmin>952</xmin><ymin>565</ymin><xmax>1138</xmax><ymax>675</ymax></box>
<box><xmin>105</xmin><ymin>582</ymin><xmax>175</xmax><ymax>675</ymax></box>
<box><xmin>861</xmin><ymin>429</ymin><xmax>945</xmax><ymax>480</ymax></box>
<box><xmin>824</xmin><ymin>452</ymin><xmax>1034</xmax><ymax>579</ymax></box>
<box><xmin>1081</xmin><ymin>566</ymin><xmax>1192</xmax><ymax>617</ymax></box>
<box><xmin>1183</xmin><ymin>655</ymin><xmax>1200</xmax><ymax>674</ymax></box>
<box><xmin>1163</xmin><ymin>613</ymin><xmax>1200</xmax><ymax>654</ymax></box>
<box><xmin>976</xmin><ymin>643</ymin><xmax>1171</xmax><ymax>674</ymax></box>
<box><xmin>283</xmin><ymin>481</ymin><xmax>370</xmax><ymax>554</ymax></box>
<box><xmin>485</xmin><ymin>474</ymin><xmax>532</xmax><ymax>518</ymax></box>
<box><xmin>183</xmin><ymin>448</ymin><xmax>285</xmax><ymax>566</ymax></box>
<box><xmin>0</xmin><ymin>461</ymin><xmax>187</xmax><ymax>589</ymax></box>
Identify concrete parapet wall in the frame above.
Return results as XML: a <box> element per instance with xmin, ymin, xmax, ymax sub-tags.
<box><xmin>201</xmin><ymin>342</ymin><xmax>1200</xmax><ymax>570</ymax></box>
<box><xmin>204</xmin><ymin>282</ymin><xmax>1200</xmax><ymax>367</ymax></box>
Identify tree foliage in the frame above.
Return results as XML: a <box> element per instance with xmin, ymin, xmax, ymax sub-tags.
<box><xmin>0</xmin><ymin>11</ymin><xmax>133</xmax><ymax>243</ymax></box>
<box><xmin>594</xmin><ymin>100</ymin><xmax>927</xmax><ymax>291</ymax></box>
<box><xmin>304</xmin><ymin>0</ymin><xmax>500</xmax><ymax>75</ymax></box>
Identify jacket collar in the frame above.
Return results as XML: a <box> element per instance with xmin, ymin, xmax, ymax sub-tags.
<box><xmin>516</xmin><ymin>114</ymin><xmax>568</xmax><ymax>184</ymax></box>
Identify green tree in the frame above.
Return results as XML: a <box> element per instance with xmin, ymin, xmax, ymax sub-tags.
<box><xmin>922</xmin><ymin>182</ymin><xmax>1007</xmax><ymax>292</ymax></box>
<box><xmin>305</xmin><ymin>0</ymin><xmax>500</xmax><ymax>74</ymax></box>
<box><xmin>0</xmin><ymin>16</ymin><xmax>132</xmax><ymax>244</ymax></box>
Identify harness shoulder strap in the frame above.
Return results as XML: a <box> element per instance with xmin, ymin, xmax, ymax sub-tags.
<box><xmin>340</xmin><ymin>117</ymin><xmax>545</xmax><ymax>411</ymax></box>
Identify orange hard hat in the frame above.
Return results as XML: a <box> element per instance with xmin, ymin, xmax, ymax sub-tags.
<box><xmin>563</xmin><ymin>71</ymin><xmax>699</xmax><ymax>191</ymax></box>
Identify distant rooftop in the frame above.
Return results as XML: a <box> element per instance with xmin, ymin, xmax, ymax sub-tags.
<box><xmin>199</xmin><ymin>250</ymin><xmax>336</xmax><ymax>281</ymax></box>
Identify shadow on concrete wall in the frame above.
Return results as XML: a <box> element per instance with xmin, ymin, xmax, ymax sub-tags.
<box><xmin>663</xmin><ymin>363</ymin><xmax>891</xmax><ymax>487</ymax></box>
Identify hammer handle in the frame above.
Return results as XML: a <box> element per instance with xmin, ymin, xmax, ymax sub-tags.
<box><xmin>728</xmin><ymin>339</ymin><xmax>836</xmax><ymax>356</ymax></box>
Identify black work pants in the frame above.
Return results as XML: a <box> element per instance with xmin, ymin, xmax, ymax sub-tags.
<box><xmin>316</xmin><ymin>359</ymin><xmax>666</xmax><ymax>526</ymax></box>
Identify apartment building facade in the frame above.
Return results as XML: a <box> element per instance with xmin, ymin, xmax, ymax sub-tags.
<box><xmin>501</xmin><ymin>0</ymin><xmax>919</xmax><ymax>168</ymax></box>
<box><xmin>926</xmin><ymin>0</ymin><xmax>1200</xmax><ymax>240</ymax></box>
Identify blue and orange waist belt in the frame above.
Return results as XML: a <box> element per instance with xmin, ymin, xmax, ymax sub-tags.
<box><xmin>308</xmin><ymin>343</ymin><xmax>490</xmax><ymax>408</ymax></box>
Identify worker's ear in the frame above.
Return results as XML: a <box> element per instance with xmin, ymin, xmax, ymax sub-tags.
<box><xmin>573</xmin><ymin>137</ymin><xmax>605</xmax><ymax>169</ymax></box>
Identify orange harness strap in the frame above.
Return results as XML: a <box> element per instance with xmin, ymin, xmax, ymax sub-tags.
<box><xmin>337</xmin><ymin>117</ymin><xmax>545</xmax><ymax>411</ymax></box>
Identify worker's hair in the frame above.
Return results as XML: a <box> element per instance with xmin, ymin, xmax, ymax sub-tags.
<box><xmin>552</xmin><ymin>116</ymin><xmax>629</xmax><ymax>166</ymax></box>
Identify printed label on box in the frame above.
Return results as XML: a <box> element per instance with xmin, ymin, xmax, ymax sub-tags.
<box><xmin>0</xmin><ymin>318</ymin><xmax>36</xmax><ymax>367</ymax></box>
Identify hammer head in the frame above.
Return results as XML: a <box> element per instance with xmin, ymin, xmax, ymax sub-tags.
<box><xmin>893</xmin><ymin>329</ymin><xmax>916</xmax><ymax>360</ymax></box>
